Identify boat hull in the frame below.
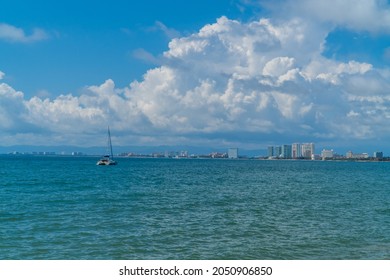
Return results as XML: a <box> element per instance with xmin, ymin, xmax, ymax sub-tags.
<box><xmin>96</xmin><ymin>159</ymin><xmax>117</xmax><ymax>165</ymax></box>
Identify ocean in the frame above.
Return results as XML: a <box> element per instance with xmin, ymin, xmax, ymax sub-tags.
<box><xmin>0</xmin><ymin>156</ymin><xmax>389</xmax><ymax>260</ymax></box>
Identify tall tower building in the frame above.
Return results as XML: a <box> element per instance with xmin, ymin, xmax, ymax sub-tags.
<box><xmin>282</xmin><ymin>145</ymin><xmax>292</xmax><ymax>159</ymax></box>
<box><xmin>292</xmin><ymin>143</ymin><xmax>301</xmax><ymax>159</ymax></box>
<box><xmin>274</xmin><ymin>146</ymin><xmax>282</xmax><ymax>158</ymax></box>
<box><xmin>267</xmin><ymin>146</ymin><xmax>274</xmax><ymax>158</ymax></box>
<box><xmin>301</xmin><ymin>143</ymin><xmax>315</xmax><ymax>159</ymax></box>
<box><xmin>228</xmin><ymin>148</ymin><xmax>238</xmax><ymax>159</ymax></box>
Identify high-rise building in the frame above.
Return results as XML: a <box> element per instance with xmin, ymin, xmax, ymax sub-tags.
<box><xmin>292</xmin><ymin>143</ymin><xmax>301</xmax><ymax>159</ymax></box>
<box><xmin>301</xmin><ymin>143</ymin><xmax>315</xmax><ymax>159</ymax></box>
<box><xmin>282</xmin><ymin>145</ymin><xmax>292</xmax><ymax>159</ymax></box>
<box><xmin>228</xmin><ymin>148</ymin><xmax>238</xmax><ymax>159</ymax></box>
<box><xmin>374</xmin><ymin>151</ymin><xmax>383</xmax><ymax>159</ymax></box>
<box><xmin>267</xmin><ymin>142</ymin><xmax>316</xmax><ymax>159</ymax></box>
<box><xmin>274</xmin><ymin>146</ymin><xmax>282</xmax><ymax>158</ymax></box>
<box><xmin>267</xmin><ymin>146</ymin><xmax>274</xmax><ymax>158</ymax></box>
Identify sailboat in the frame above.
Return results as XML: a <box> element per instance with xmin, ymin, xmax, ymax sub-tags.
<box><xmin>96</xmin><ymin>126</ymin><xmax>117</xmax><ymax>165</ymax></box>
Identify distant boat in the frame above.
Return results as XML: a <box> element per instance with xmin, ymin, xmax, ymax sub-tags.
<box><xmin>96</xmin><ymin>126</ymin><xmax>117</xmax><ymax>166</ymax></box>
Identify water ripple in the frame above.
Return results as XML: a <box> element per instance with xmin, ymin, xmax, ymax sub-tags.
<box><xmin>1</xmin><ymin>157</ymin><xmax>389</xmax><ymax>259</ymax></box>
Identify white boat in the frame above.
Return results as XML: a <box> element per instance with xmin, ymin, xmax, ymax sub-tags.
<box><xmin>96</xmin><ymin>126</ymin><xmax>117</xmax><ymax>166</ymax></box>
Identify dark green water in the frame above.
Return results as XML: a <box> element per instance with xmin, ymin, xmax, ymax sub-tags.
<box><xmin>1</xmin><ymin>156</ymin><xmax>389</xmax><ymax>259</ymax></box>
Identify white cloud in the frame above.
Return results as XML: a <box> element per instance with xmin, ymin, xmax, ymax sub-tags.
<box><xmin>0</xmin><ymin>82</ymin><xmax>28</xmax><ymax>130</ymax></box>
<box><xmin>0</xmin><ymin>23</ymin><xmax>48</xmax><ymax>43</ymax></box>
<box><xmin>0</xmin><ymin>71</ymin><xmax>4</xmax><ymax>80</ymax></box>
<box><xmin>265</xmin><ymin>0</ymin><xmax>390</xmax><ymax>33</ymax></box>
<box><xmin>26</xmin><ymin>95</ymin><xmax>104</xmax><ymax>132</ymax></box>
<box><xmin>1</xmin><ymin>10</ymin><xmax>390</xmax><ymax>148</ymax></box>
<box><xmin>303</xmin><ymin>58</ymin><xmax>373</xmax><ymax>84</ymax></box>
<box><xmin>263</xmin><ymin>57</ymin><xmax>295</xmax><ymax>77</ymax></box>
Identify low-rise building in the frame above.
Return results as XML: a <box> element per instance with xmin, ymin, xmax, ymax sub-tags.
<box><xmin>346</xmin><ymin>151</ymin><xmax>369</xmax><ymax>159</ymax></box>
<box><xmin>321</xmin><ymin>149</ymin><xmax>334</xmax><ymax>160</ymax></box>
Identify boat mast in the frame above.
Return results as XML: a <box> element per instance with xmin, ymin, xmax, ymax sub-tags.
<box><xmin>107</xmin><ymin>126</ymin><xmax>114</xmax><ymax>159</ymax></box>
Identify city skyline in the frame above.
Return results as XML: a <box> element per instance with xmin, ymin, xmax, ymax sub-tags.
<box><xmin>267</xmin><ymin>142</ymin><xmax>385</xmax><ymax>160</ymax></box>
<box><xmin>1</xmin><ymin>141</ymin><xmax>387</xmax><ymax>159</ymax></box>
<box><xmin>2</xmin><ymin>1</ymin><xmax>390</xmax><ymax>152</ymax></box>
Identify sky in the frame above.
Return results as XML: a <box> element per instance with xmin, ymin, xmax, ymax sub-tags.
<box><xmin>2</xmin><ymin>0</ymin><xmax>390</xmax><ymax>154</ymax></box>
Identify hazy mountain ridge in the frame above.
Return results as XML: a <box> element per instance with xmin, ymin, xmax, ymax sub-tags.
<box><xmin>0</xmin><ymin>145</ymin><xmax>265</xmax><ymax>157</ymax></box>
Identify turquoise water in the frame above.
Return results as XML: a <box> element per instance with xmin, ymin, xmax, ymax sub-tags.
<box><xmin>0</xmin><ymin>156</ymin><xmax>389</xmax><ymax>259</ymax></box>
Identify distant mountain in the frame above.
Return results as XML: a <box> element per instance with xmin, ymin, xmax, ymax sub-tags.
<box><xmin>0</xmin><ymin>145</ymin><xmax>266</xmax><ymax>157</ymax></box>
<box><xmin>0</xmin><ymin>145</ymin><xmax>102</xmax><ymax>155</ymax></box>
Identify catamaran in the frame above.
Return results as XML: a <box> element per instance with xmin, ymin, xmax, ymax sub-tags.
<box><xmin>96</xmin><ymin>126</ymin><xmax>117</xmax><ymax>165</ymax></box>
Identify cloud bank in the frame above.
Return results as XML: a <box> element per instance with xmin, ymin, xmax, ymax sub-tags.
<box><xmin>2</xmin><ymin>0</ymin><xmax>390</xmax><ymax>150</ymax></box>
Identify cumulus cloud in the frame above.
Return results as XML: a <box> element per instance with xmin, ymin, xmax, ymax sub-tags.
<box><xmin>264</xmin><ymin>0</ymin><xmax>390</xmax><ymax>33</ymax></box>
<box><xmin>2</xmin><ymin>5</ymin><xmax>390</xmax><ymax>148</ymax></box>
<box><xmin>0</xmin><ymin>23</ymin><xmax>48</xmax><ymax>43</ymax></box>
<box><xmin>0</xmin><ymin>82</ymin><xmax>28</xmax><ymax>131</ymax></box>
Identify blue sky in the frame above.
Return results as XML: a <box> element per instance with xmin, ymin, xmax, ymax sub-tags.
<box><xmin>1</xmin><ymin>0</ymin><xmax>248</xmax><ymax>97</ymax></box>
<box><xmin>2</xmin><ymin>0</ymin><xmax>390</xmax><ymax>154</ymax></box>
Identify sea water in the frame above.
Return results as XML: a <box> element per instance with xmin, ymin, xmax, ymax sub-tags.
<box><xmin>0</xmin><ymin>156</ymin><xmax>389</xmax><ymax>259</ymax></box>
